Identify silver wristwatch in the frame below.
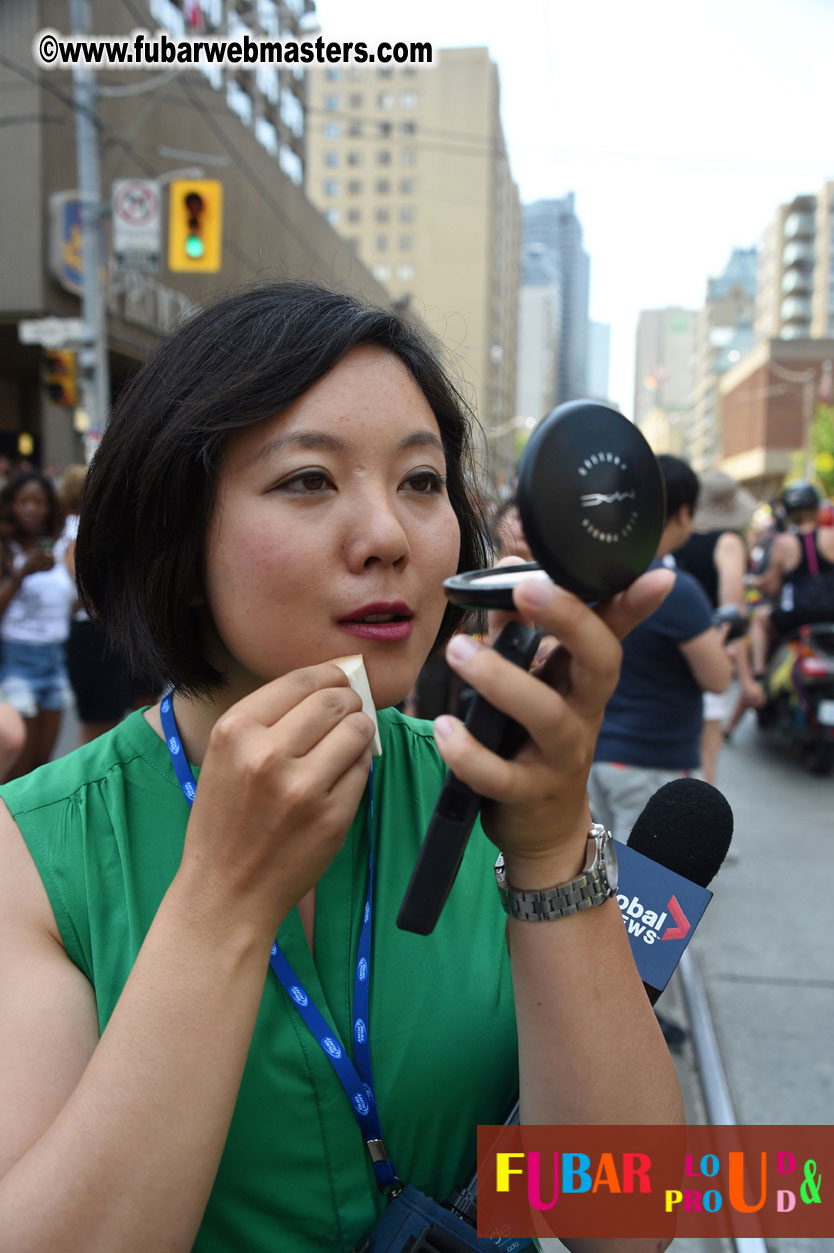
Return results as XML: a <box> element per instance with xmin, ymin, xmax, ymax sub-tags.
<box><xmin>495</xmin><ymin>824</ymin><xmax>618</xmax><ymax>921</ymax></box>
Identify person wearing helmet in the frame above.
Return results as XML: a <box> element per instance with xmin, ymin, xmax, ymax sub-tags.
<box><xmin>750</xmin><ymin>480</ymin><xmax>834</xmax><ymax>688</ymax></box>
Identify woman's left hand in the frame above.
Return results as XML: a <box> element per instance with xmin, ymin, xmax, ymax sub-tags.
<box><xmin>433</xmin><ymin>565</ymin><xmax>674</xmax><ymax>880</ymax></box>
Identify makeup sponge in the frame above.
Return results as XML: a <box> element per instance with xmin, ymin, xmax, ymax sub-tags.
<box><xmin>332</xmin><ymin>654</ymin><xmax>382</xmax><ymax>756</ymax></box>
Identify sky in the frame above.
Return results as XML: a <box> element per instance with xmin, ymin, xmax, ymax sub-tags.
<box><xmin>313</xmin><ymin>0</ymin><xmax>834</xmax><ymax>414</ymax></box>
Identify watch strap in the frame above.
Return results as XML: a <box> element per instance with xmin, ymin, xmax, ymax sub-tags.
<box><xmin>495</xmin><ymin>824</ymin><xmax>615</xmax><ymax>921</ymax></box>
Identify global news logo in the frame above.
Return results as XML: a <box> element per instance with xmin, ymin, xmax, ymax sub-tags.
<box><xmin>616</xmin><ymin>892</ymin><xmax>691</xmax><ymax>945</ymax></box>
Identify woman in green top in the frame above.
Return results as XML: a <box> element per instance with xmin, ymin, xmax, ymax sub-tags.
<box><xmin>0</xmin><ymin>282</ymin><xmax>682</xmax><ymax>1251</ymax></box>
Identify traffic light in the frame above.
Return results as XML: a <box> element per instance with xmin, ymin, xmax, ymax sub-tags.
<box><xmin>43</xmin><ymin>349</ymin><xmax>78</xmax><ymax>406</ymax></box>
<box><xmin>168</xmin><ymin>179</ymin><xmax>223</xmax><ymax>273</ymax></box>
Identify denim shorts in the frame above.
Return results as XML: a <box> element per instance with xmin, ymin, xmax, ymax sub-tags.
<box><xmin>0</xmin><ymin>639</ymin><xmax>70</xmax><ymax>718</ymax></box>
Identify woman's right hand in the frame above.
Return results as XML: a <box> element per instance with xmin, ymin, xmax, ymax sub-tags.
<box><xmin>19</xmin><ymin>548</ymin><xmax>55</xmax><ymax>578</ymax></box>
<box><xmin>175</xmin><ymin>663</ymin><xmax>377</xmax><ymax>939</ymax></box>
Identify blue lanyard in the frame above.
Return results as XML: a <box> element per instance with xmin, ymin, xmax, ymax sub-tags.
<box><xmin>159</xmin><ymin>693</ymin><xmax>401</xmax><ymax>1196</ymax></box>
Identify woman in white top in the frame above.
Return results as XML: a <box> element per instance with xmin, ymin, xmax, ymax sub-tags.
<box><xmin>0</xmin><ymin>471</ymin><xmax>76</xmax><ymax>778</ymax></box>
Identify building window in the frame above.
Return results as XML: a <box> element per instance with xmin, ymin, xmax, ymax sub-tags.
<box><xmin>398</xmin><ymin>205</ymin><xmax>414</xmax><ymax>223</ymax></box>
<box><xmin>348</xmin><ymin>120</ymin><xmax>363</xmax><ymax>138</ymax></box>
<box><xmin>323</xmin><ymin>180</ymin><xmax>340</xmax><ymax>197</ymax></box>
<box><xmin>346</xmin><ymin>150</ymin><xmax>363</xmax><ymax>166</ymax></box>
<box><xmin>323</xmin><ymin>122</ymin><xmax>341</xmax><ymax>139</ymax></box>
<box><xmin>347</xmin><ymin>179</ymin><xmax>363</xmax><ymax>195</ymax></box>
<box><xmin>258</xmin><ymin>117</ymin><xmax>282</xmax><ymax>158</ymax></box>
<box><xmin>378</xmin><ymin>120</ymin><xmax>393</xmax><ymax>138</ymax></box>
<box><xmin>325</xmin><ymin>208</ymin><xmax>340</xmax><ymax>226</ymax></box>
<box><xmin>281</xmin><ymin>90</ymin><xmax>304</xmax><ymax>138</ymax></box>
<box><xmin>378</xmin><ymin>66</ymin><xmax>393</xmax><ymax>79</ymax></box>
<box><xmin>399</xmin><ymin>178</ymin><xmax>415</xmax><ymax>195</ymax></box>
<box><xmin>400</xmin><ymin>120</ymin><xmax>417</xmax><ymax>135</ymax></box>
<box><xmin>325</xmin><ymin>94</ymin><xmax>339</xmax><ymax>110</ymax></box>
<box><xmin>396</xmin><ymin>263</ymin><xmax>415</xmax><ymax>281</ymax></box>
<box><xmin>349</xmin><ymin>92</ymin><xmax>363</xmax><ymax>108</ymax></box>
<box><xmin>373</xmin><ymin>263</ymin><xmax>391</xmax><ymax>281</ymax></box>
<box><xmin>346</xmin><ymin>208</ymin><xmax>361</xmax><ymax>223</ymax></box>
<box><xmin>400</xmin><ymin>149</ymin><xmax>416</xmax><ymax>166</ymax></box>
<box><xmin>324</xmin><ymin>150</ymin><xmax>340</xmax><ymax>167</ymax></box>
<box><xmin>376</xmin><ymin>179</ymin><xmax>391</xmax><ymax>194</ymax></box>
<box><xmin>399</xmin><ymin>235</ymin><xmax>413</xmax><ymax>251</ymax></box>
<box><xmin>326</xmin><ymin>68</ymin><xmax>341</xmax><ymax>82</ymax></box>
<box><xmin>375</xmin><ymin>207</ymin><xmax>390</xmax><ymax>223</ymax></box>
<box><xmin>376</xmin><ymin>149</ymin><xmax>392</xmax><ymax>165</ymax></box>
<box><xmin>376</xmin><ymin>235</ymin><xmax>389</xmax><ymax>252</ymax></box>
<box><xmin>399</xmin><ymin>92</ymin><xmax>418</xmax><ymax>109</ymax></box>
<box><xmin>378</xmin><ymin>92</ymin><xmax>395</xmax><ymax>109</ymax></box>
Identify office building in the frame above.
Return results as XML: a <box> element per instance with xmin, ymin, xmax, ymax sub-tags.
<box><xmin>522</xmin><ymin>195</ymin><xmax>590</xmax><ymax>405</ymax></box>
<box><xmin>756</xmin><ymin>184</ymin><xmax>834</xmax><ymax>344</ymax></box>
<box><xmin>720</xmin><ymin>337</ymin><xmax>834</xmax><ymax>499</ymax></box>
<box><xmin>516</xmin><ymin>242</ymin><xmax>560</xmax><ymax>423</ymax></box>
<box><xmin>0</xmin><ymin>0</ymin><xmax>389</xmax><ymax>465</ymax></box>
<box><xmin>687</xmin><ymin>248</ymin><xmax>757</xmax><ymax>473</ymax></box>
<box><xmin>306</xmin><ymin>47</ymin><xmax>520</xmax><ymax>483</ymax></box>
<box><xmin>633</xmin><ymin>307</ymin><xmax>698</xmax><ymax>433</ymax></box>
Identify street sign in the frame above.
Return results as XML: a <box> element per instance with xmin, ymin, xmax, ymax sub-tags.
<box><xmin>18</xmin><ymin>317</ymin><xmax>91</xmax><ymax>349</ymax></box>
<box><xmin>112</xmin><ymin>178</ymin><xmax>161</xmax><ymax>273</ymax></box>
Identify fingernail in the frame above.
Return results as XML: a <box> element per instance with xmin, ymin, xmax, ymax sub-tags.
<box><xmin>447</xmin><ymin>634</ymin><xmax>479</xmax><ymax>662</ymax></box>
<box><xmin>517</xmin><ymin>577</ymin><xmax>552</xmax><ymax>608</ymax></box>
<box><xmin>434</xmin><ymin>715</ymin><xmax>455</xmax><ymax>739</ymax></box>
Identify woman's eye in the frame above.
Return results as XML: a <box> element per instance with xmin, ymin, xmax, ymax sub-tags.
<box><xmin>279</xmin><ymin>471</ymin><xmax>332</xmax><ymax>493</ymax></box>
<box><xmin>405</xmin><ymin>470</ymin><xmax>446</xmax><ymax>494</ymax></box>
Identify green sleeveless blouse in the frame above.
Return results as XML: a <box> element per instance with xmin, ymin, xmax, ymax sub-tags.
<box><xmin>2</xmin><ymin>707</ymin><xmax>518</xmax><ymax>1251</ymax></box>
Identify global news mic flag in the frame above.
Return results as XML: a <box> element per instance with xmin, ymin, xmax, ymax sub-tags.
<box><xmin>613</xmin><ymin>841</ymin><xmax>713</xmax><ymax>993</ymax></box>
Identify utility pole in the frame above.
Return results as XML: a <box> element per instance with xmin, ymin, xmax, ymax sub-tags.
<box><xmin>69</xmin><ymin>0</ymin><xmax>110</xmax><ymax>442</ymax></box>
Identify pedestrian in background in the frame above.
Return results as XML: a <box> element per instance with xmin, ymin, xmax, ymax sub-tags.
<box><xmin>0</xmin><ymin>471</ymin><xmax>75</xmax><ymax>778</ymax></box>
<box><xmin>60</xmin><ymin>464</ymin><xmax>138</xmax><ymax>745</ymax></box>
<box><xmin>588</xmin><ymin>455</ymin><xmax>732</xmax><ymax>841</ymax></box>
<box><xmin>750</xmin><ymin>479</ymin><xmax>834</xmax><ymax>690</ymax></box>
<box><xmin>672</xmin><ymin>468</ymin><xmax>761</xmax><ymax>784</ymax></box>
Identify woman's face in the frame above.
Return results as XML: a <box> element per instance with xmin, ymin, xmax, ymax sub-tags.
<box><xmin>12</xmin><ymin>481</ymin><xmax>50</xmax><ymax>538</ymax></box>
<box><xmin>201</xmin><ymin>345</ymin><xmax>462</xmax><ymax>710</ymax></box>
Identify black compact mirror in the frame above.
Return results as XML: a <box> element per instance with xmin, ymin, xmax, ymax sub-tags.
<box><xmin>444</xmin><ymin>400</ymin><xmax>666</xmax><ymax>610</ymax></box>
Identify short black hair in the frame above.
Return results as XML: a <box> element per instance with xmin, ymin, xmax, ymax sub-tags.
<box><xmin>656</xmin><ymin>455</ymin><xmax>700</xmax><ymax>520</ymax></box>
<box><xmin>76</xmin><ymin>280</ymin><xmax>490</xmax><ymax>697</ymax></box>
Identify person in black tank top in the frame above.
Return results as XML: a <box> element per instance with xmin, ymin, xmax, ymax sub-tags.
<box><xmin>672</xmin><ymin>470</ymin><xmax>758</xmax><ymax>784</ymax></box>
<box><xmin>750</xmin><ymin>481</ymin><xmax>834</xmax><ymax>684</ymax></box>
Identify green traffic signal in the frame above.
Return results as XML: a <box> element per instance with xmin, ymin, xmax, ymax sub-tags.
<box><xmin>185</xmin><ymin>192</ymin><xmax>205</xmax><ymax>259</ymax></box>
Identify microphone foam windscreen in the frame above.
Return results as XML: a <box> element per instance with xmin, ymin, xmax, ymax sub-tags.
<box><xmin>626</xmin><ymin>777</ymin><xmax>733</xmax><ymax>888</ymax></box>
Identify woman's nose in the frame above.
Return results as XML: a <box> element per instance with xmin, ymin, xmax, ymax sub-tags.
<box><xmin>342</xmin><ymin>493</ymin><xmax>410</xmax><ymax>571</ymax></box>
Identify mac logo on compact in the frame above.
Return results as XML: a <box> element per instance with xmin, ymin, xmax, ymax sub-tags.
<box><xmin>576</xmin><ymin>453</ymin><xmax>639</xmax><ymax>544</ymax></box>
<box><xmin>580</xmin><ymin>491</ymin><xmax>637</xmax><ymax>506</ymax></box>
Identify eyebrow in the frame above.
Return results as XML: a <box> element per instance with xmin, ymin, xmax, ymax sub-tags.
<box><xmin>249</xmin><ymin>428</ymin><xmax>445</xmax><ymax>466</ymax></box>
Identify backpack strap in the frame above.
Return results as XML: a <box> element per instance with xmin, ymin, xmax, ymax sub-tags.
<box><xmin>802</xmin><ymin>530</ymin><xmax>820</xmax><ymax>577</ymax></box>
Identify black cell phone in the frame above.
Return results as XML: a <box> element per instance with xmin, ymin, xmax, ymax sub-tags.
<box><xmin>395</xmin><ymin>621</ymin><xmax>542</xmax><ymax>935</ymax></box>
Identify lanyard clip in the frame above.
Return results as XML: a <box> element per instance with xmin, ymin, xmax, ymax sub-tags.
<box><xmin>366</xmin><ymin>1140</ymin><xmax>403</xmax><ymax>1197</ymax></box>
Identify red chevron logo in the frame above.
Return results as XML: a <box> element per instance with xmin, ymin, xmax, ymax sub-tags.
<box><xmin>661</xmin><ymin>895</ymin><xmax>690</xmax><ymax>942</ymax></box>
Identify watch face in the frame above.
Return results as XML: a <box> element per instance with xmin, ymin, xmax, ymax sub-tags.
<box><xmin>603</xmin><ymin>838</ymin><xmax>619</xmax><ymax>894</ymax></box>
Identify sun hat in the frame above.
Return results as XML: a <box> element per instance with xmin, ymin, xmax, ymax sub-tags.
<box><xmin>692</xmin><ymin>468</ymin><xmax>758</xmax><ymax>533</ymax></box>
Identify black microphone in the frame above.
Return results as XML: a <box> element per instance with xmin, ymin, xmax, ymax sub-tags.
<box><xmin>626</xmin><ymin>777</ymin><xmax>733</xmax><ymax>887</ymax></box>
<box><xmin>617</xmin><ymin>778</ymin><xmax>734</xmax><ymax>1003</ymax></box>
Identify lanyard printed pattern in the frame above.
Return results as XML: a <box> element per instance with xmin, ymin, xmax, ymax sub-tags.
<box><xmin>159</xmin><ymin>694</ymin><xmax>401</xmax><ymax>1195</ymax></box>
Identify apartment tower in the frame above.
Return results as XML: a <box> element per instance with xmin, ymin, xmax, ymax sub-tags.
<box><xmin>306</xmin><ymin>48</ymin><xmax>521</xmax><ymax>483</ymax></box>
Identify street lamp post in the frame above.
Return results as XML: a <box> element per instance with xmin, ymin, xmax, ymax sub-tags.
<box><xmin>69</xmin><ymin>0</ymin><xmax>110</xmax><ymax>442</ymax></box>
